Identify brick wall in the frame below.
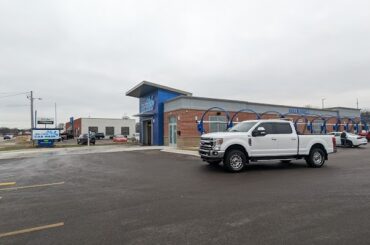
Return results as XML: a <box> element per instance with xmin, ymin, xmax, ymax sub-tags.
<box><xmin>164</xmin><ymin>109</ymin><xmax>361</xmax><ymax>148</ymax></box>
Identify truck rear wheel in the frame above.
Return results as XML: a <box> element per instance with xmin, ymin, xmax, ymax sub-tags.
<box><xmin>224</xmin><ymin>150</ymin><xmax>246</xmax><ymax>172</ymax></box>
<box><xmin>306</xmin><ymin>148</ymin><xmax>325</xmax><ymax>168</ymax></box>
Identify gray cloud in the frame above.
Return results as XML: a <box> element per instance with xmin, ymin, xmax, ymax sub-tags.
<box><xmin>1</xmin><ymin>0</ymin><xmax>369</xmax><ymax>128</ymax></box>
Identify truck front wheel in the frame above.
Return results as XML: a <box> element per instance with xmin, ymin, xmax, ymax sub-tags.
<box><xmin>306</xmin><ymin>148</ymin><xmax>326</xmax><ymax>168</ymax></box>
<box><xmin>224</xmin><ymin>150</ymin><xmax>246</xmax><ymax>172</ymax></box>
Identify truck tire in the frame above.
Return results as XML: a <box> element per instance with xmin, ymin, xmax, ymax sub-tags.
<box><xmin>223</xmin><ymin>149</ymin><xmax>246</xmax><ymax>172</ymax></box>
<box><xmin>206</xmin><ymin>160</ymin><xmax>222</xmax><ymax>166</ymax></box>
<box><xmin>306</xmin><ymin>147</ymin><xmax>325</xmax><ymax>168</ymax></box>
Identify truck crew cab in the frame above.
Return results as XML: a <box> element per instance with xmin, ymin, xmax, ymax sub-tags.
<box><xmin>199</xmin><ymin>119</ymin><xmax>336</xmax><ymax>172</ymax></box>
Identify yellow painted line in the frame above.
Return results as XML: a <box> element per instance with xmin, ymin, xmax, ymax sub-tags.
<box><xmin>0</xmin><ymin>182</ymin><xmax>16</xmax><ymax>187</ymax></box>
<box><xmin>0</xmin><ymin>182</ymin><xmax>65</xmax><ymax>192</ymax></box>
<box><xmin>0</xmin><ymin>222</ymin><xmax>64</xmax><ymax>238</ymax></box>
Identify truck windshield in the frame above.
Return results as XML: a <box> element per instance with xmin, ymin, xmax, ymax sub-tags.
<box><xmin>228</xmin><ymin>121</ymin><xmax>257</xmax><ymax>132</ymax></box>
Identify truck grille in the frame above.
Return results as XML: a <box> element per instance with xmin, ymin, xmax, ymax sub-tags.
<box><xmin>200</xmin><ymin>137</ymin><xmax>214</xmax><ymax>150</ymax></box>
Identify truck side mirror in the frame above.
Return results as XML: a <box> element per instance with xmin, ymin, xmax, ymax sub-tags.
<box><xmin>252</xmin><ymin>127</ymin><xmax>267</xmax><ymax>137</ymax></box>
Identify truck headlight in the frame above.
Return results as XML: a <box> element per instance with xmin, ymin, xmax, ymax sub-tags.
<box><xmin>213</xmin><ymin>138</ymin><xmax>223</xmax><ymax>150</ymax></box>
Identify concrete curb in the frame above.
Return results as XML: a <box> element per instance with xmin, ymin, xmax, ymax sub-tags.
<box><xmin>0</xmin><ymin>146</ymin><xmax>165</xmax><ymax>160</ymax></box>
<box><xmin>161</xmin><ymin>147</ymin><xmax>199</xmax><ymax>157</ymax></box>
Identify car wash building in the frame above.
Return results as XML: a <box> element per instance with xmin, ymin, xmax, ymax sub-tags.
<box><xmin>127</xmin><ymin>81</ymin><xmax>364</xmax><ymax>148</ymax></box>
<box><xmin>126</xmin><ymin>81</ymin><xmax>192</xmax><ymax>145</ymax></box>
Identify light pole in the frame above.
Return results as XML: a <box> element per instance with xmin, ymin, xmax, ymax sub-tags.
<box><xmin>321</xmin><ymin>98</ymin><xmax>326</xmax><ymax>109</ymax></box>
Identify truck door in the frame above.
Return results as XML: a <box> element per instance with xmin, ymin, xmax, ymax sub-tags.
<box><xmin>250</xmin><ymin>122</ymin><xmax>278</xmax><ymax>156</ymax></box>
<box><xmin>274</xmin><ymin>122</ymin><xmax>297</xmax><ymax>156</ymax></box>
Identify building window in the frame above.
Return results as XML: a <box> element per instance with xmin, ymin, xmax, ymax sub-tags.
<box><xmin>88</xmin><ymin>126</ymin><xmax>98</xmax><ymax>133</ymax></box>
<box><xmin>209</xmin><ymin>116</ymin><xmax>227</xmax><ymax>133</ymax></box>
<box><xmin>105</xmin><ymin>127</ymin><xmax>114</xmax><ymax>136</ymax></box>
<box><xmin>121</xmin><ymin>127</ymin><xmax>130</xmax><ymax>137</ymax></box>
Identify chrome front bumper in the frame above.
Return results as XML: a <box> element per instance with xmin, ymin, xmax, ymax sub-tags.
<box><xmin>199</xmin><ymin>149</ymin><xmax>225</xmax><ymax>160</ymax></box>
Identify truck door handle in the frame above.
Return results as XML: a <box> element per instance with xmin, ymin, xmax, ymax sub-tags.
<box><xmin>291</xmin><ymin>138</ymin><xmax>297</xmax><ymax>140</ymax></box>
<box><xmin>272</xmin><ymin>138</ymin><xmax>277</xmax><ymax>141</ymax></box>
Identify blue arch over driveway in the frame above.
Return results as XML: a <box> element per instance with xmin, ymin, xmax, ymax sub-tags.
<box><xmin>197</xmin><ymin>107</ymin><xmax>230</xmax><ymax>135</ymax></box>
<box><xmin>229</xmin><ymin>109</ymin><xmax>260</xmax><ymax>128</ymax></box>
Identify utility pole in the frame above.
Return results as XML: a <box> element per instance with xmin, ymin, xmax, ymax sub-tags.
<box><xmin>357</xmin><ymin>98</ymin><xmax>359</xmax><ymax>109</ymax></box>
<box><xmin>35</xmin><ymin>110</ymin><xmax>37</xmax><ymax>128</ymax></box>
<box><xmin>55</xmin><ymin>102</ymin><xmax>57</xmax><ymax>128</ymax></box>
<box><xmin>29</xmin><ymin>91</ymin><xmax>34</xmax><ymax>129</ymax></box>
<box><xmin>321</xmin><ymin>98</ymin><xmax>326</xmax><ymax>109</ymax></box>
<box><xmin>27</xmin><ymin>91</ymin><xmax>42</xmax><ymax>130</ymax></box>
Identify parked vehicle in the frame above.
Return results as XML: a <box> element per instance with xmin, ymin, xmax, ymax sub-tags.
<box><xmin>329</xmin><ymin>132</ymin><xmax>367</xmax><ymax>147</ymax></box>
<box><xmin>199</xmin><ymin>119</ymin><xmax>336</xmax><ymax>172</ymax></box>
<box><xmin>359</xmin><ymin>130</ymin><xmax>370</xmax><ymax>142</ymax></box>
<box><xmin>77</xmin><ymin>134</ymin><xmax>96</xmax><ymax>145</ymax></box>
<box><xmin>3</xmin><ymin>135</ymin><xmax>13</xmax><ymax>140</ymax></box>
<box><xmin>60</xmin><ymin>132</ymin><xmax>74</xmax><ymax>140</ymax></box>
<box><xmin>133</xmin><ymin>133</ymin><xmax>140</xmax><ymax>141</ymax></box>
<box><xmin>113</xmin><ymin>135</ymin><xmax>128</xmax><ymax>143</ymax></box>
<box><xmin>95</xmin><ymin>133</ymin><xmax>105</xmax><ymax>140</ymax></box>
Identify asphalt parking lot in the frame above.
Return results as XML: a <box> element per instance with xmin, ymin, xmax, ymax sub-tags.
<box><xmin>0</xmin><ymin>145</ymin><xmax>370</xmax><ymax>245</ymax></box>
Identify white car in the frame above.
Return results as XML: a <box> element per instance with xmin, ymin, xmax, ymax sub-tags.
<box><xmin>199</xmin><ymin>120</ymin><xmax>336</xmax><ymax>172</ymax></box>
<box><xmin>328</xmin><ymin>132</ymin><xmax>367</xmax><ymax>147</ymax></box>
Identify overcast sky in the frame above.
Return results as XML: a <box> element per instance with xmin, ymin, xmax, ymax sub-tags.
<box><xmin>1</xmin><ymin>0</ymin><xmax>369</xmax><ymax>128</ymax></box>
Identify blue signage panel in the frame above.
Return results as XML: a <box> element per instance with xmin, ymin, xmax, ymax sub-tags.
<box><xmin>289</xmin><ymin>108</ymin><xmax>310</xmax><ymax>115</ymax></box>
<box><xmin>37</xmin><ymin>139</ymin><xmax>55</xmax><ymax>147</ymax></box>
<box><xmin>32</xmin><ymin>129</ymin><xmax>60</xmax><ymax>140</ymax></box>
<box><xmin>140</xmin><ymin>95</ymin><xmax>156</xmax><ymax>112</ymax></box>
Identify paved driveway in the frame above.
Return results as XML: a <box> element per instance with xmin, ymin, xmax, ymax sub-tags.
<box><xmin>0</xmin><ymin>146</ymin><xmax>369</xmax><ymax>244</ymax></box>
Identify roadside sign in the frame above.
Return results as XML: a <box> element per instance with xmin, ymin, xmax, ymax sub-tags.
<box><xmin>37</xmin><ymin>139</ymin><xmax>55</xmax><ymax>147</ymax></box>
<box><xmin>37</xmin><ymin>117</ymin><xmax>54</xmax><ymax>125</ymax></box>
<box><xmin>32</xmin><ymin>129</ymin><xmax>60</xmax><ymax>140</ymax></box>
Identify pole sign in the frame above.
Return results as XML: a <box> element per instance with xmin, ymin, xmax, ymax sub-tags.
<box><xmin>32</xmin><ymin>129</ymin><xmax>60</xmax><ymax>140</ymax></box>
<box><xmin>37</xmin><ymin>117</ymin><xmax>54</xmax><ymax>125</ymax></box>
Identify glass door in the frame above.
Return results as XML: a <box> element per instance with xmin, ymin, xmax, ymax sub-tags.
<box><xmin>169</xmin><ymin>117</ymin><xmax>177</xmax><ymax>147</ymax></box>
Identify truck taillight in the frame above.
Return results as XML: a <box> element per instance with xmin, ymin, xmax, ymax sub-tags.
<box><xmin>332</xmin><ymin>137</ymin><xmax>337</xmax><ymax>152</ymax></box>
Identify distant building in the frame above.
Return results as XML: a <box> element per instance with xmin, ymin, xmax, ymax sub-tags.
<box><xmin>362</xmin><ymin>111</ymin><xmax>370</xmax><ymax>123</ymax></box>
<box><xmin>58</xmin><ymin>123</ymin><xmax>65</xmax><ymax>130</ymax></box>
<box><xmin>65</xmin><ymin>118</ymin><xmax>136</xmax><ymax>138</ymax></box>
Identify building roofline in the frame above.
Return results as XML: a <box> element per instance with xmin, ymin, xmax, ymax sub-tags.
<box><xmin>70</xmin><ymin>118</ymin><xmax>136</xmax><ymax>121</ymax></box>
<box><xmin>325</xmin><ymin>107</ymin><xmax>361</xmax><ymax>111</ymax></box>
<box><xmin>164</xmin><ymin>95</ymin><xmax>347</xmax><ymax>113</ymax></box>
<box><xmin>126</xmin><ymin>81</ymin><xmax>192</xmax><ymax>98</ymax></box>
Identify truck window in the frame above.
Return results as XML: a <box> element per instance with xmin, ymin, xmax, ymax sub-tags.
<box><xmin>258</xmin><ymin>123</ymin><xmax>275</xmax><ymax>134</ymax></box>
<box><xmin>229</xmin><ymin>121</ymin><xmax>257</xmax><ymax>132</ymax></box>
<box><xmin>274</xmin><ymin>123</ymin><xmax>293</xmax><ymax>134</ymax></box>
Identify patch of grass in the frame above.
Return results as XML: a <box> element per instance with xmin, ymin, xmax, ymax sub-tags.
<box><xmin>0</xmin><ymin>145</ymin><xmax>35</xmax><ymax>152</ymax></box>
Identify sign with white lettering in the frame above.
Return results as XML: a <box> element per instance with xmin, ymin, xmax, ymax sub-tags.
<box><xmin>140</xmin><ymin>95</ymin><xmax>156</xmax><ymax>112</ymax></box>
<box><xmin>32</xmin><ymin>129</ymin><xmax>60</xmax><ymax>140</ymax></box>
<box><xmin>37</xmin><ymin>117</ymin><xmax>54</xmax><ymax>125</ymax></box>
<box><xmin>288</xmin><ymin>108</ymin><xmax>310</xmax><ymax>115</ymax></box>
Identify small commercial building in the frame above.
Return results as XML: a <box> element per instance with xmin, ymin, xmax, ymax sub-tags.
<box><xmin>65</xmin><ymin>117</ymin><xmax>136</xmax><ymax>139</ymax></box>
<box><xmin>127</xmin><ymin>81</ymin><xmax>363</xmax><ymax>148</ymax></box>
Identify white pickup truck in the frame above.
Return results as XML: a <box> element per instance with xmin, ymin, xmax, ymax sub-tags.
<box><xmin>199</xmin><ymin>119</ymin><xmax>337</xmax><ymax>172</ymax></box>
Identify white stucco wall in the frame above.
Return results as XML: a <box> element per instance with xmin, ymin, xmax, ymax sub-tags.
<box><xmin>81</xmin><ymin>118</ymin><xmax>136</xmax><ymax>138</ymax></box>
